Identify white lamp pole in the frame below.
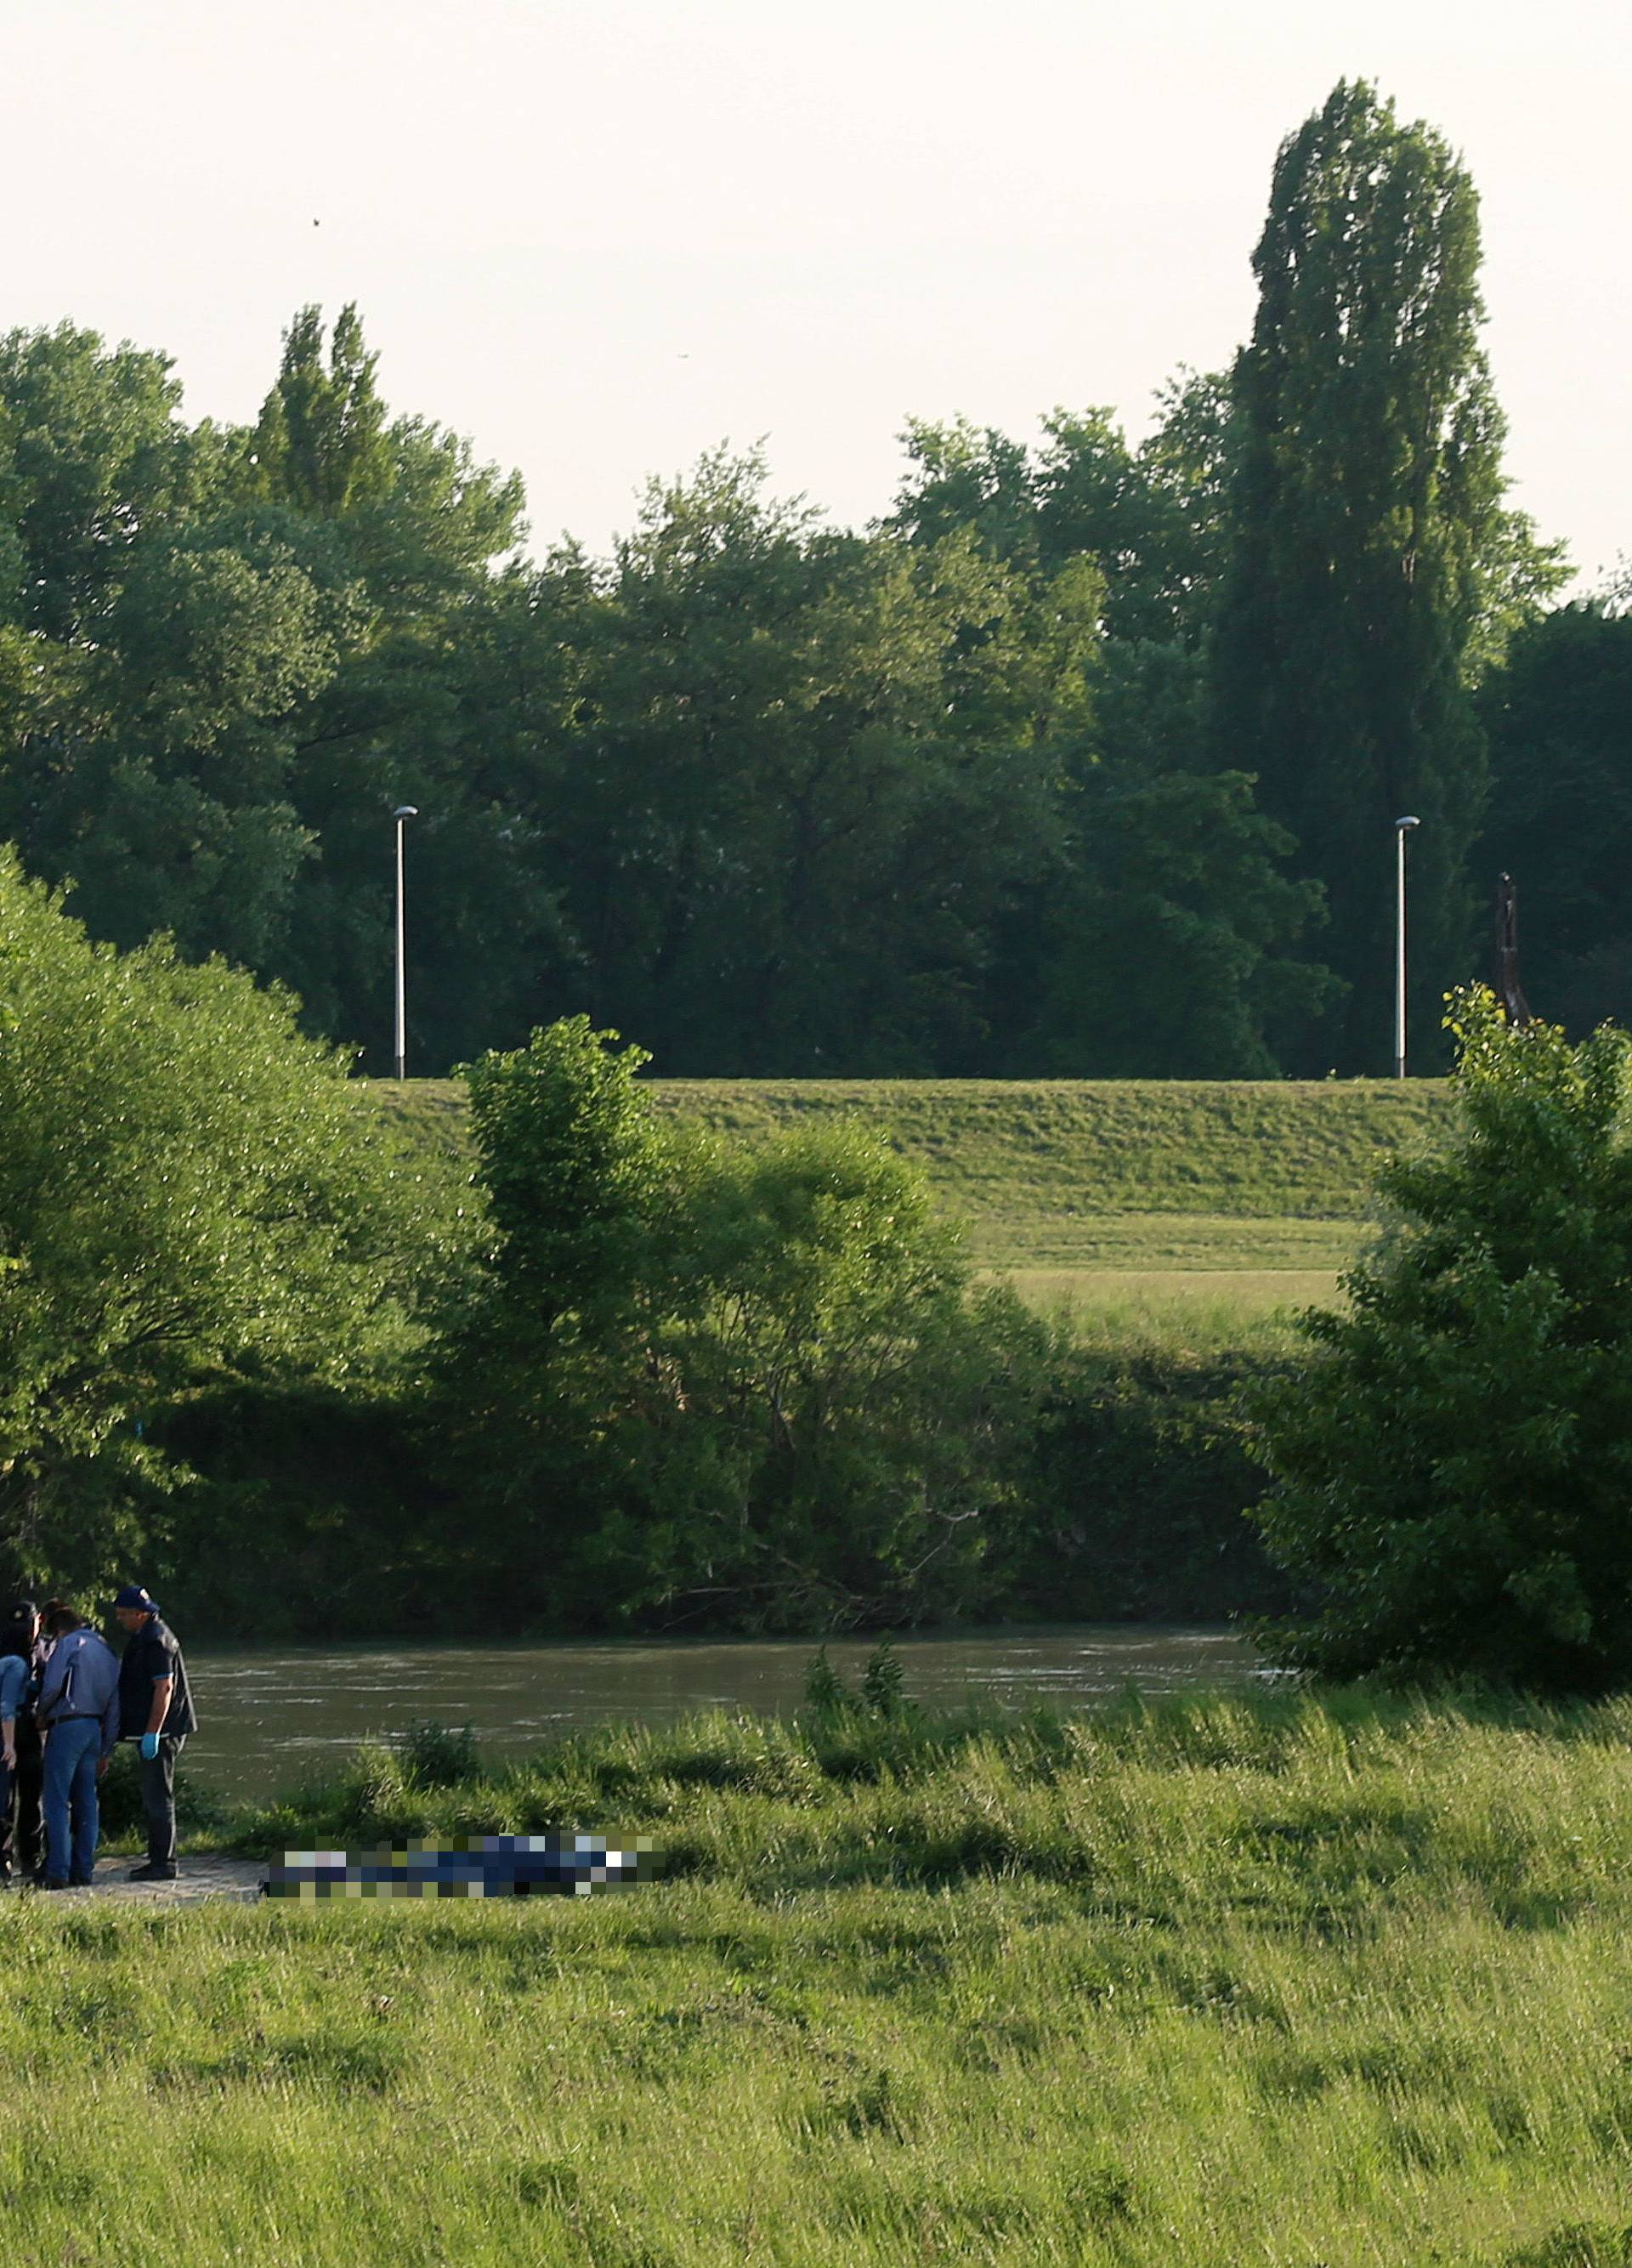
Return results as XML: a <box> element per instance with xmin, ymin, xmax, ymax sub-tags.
<box><xmin>393</xmin><ymin>805</ymin><xmax>418</xmax><ymax>1080</ymax></box>
<box><xmin>1394</xmin><ymin>815</ymin><xmax>1420</xmax><ymax>1079</ymax></box>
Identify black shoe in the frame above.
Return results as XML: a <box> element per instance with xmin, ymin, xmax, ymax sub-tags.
<box><xmin>39</xmin><ymin>1879</ymin><xmax>71</xmax><ymax>1891</ymax></box>
<box><xmin>128</xmin><ymin>1863</ymin><xmax>177</xmax><ymax>1882</ymax></box>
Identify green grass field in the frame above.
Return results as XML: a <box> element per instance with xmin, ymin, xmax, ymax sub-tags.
<box><xmin>12</xmin><ymin>1690</ymin><xmax>1632</xmax><ymax>2266</ymax></box>
<box><xmin>997</xmin><ymin>1266</ymin><xmax>1340</xmax><ymax>1339</ymax></box>
<box><xmin>366</xmin><ymin>1076</ymin><xmax>1449</xmax><ymax>1315</ymax></box>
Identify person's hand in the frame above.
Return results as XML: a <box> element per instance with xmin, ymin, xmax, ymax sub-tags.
<box><xmin>1</xmin><ymin>1746</ymin><xmax>14</xmax><ymax>1772</ymax></box>
<box><xmin>139</xmin><ymin>1732</ymin><xmax>160</xmax><ymax>1761</ymax></box>
<box><xmin>97</xmin><ymin>1755</ymin><xmax>108</xmax><ymax>1779</ymax></box>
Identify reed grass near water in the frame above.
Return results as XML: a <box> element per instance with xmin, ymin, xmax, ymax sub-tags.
<box><xmin>6</xmin><ymin>1690</ymin><xmax>1632</xmax><ymax>2264</ymax></box>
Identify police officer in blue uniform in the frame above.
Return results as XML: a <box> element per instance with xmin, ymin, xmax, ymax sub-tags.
<box><xmin>112</xmin><ymin>1585</ymin><xmax>196</xmax><ymax>1883</ymax></box>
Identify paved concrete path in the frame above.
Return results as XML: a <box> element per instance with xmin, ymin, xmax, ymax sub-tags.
<box><xmin>21</xmin><ymin>1856</ymin><xmax>264</xmax><ymax>1905</ymax></box>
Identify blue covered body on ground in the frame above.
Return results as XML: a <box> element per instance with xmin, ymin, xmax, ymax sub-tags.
<box><xmin>263</xmin><ymin>1832</ymin><xmax>654</xmax><ymax>1898</ymax></box>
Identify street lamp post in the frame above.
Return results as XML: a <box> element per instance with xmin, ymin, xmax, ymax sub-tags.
<box><xmin>1394</xmin><ymin>815</ymin><xmax>1420</xmax><ymax>1079</ymax></box>
<box><xmin>393</xmin><ymin>805</ymin><xmax>418</xmax><ymax>1080</ymax></box>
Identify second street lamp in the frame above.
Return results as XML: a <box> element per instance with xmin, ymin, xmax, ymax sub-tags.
<box><xmin>1394</xmin><ymin>814</ymin><xmax>1420</xmax><ymax>1079</ymax></box>
<box><xmin>393</xmin><ymin>805</ymin><xmax>418</xmax><ymax>1081</ymax></box>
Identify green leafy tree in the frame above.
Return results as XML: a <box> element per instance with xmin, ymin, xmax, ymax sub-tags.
<box><xmin>0</xmin><ymin>322</ymin><xmax>211</xmax><ymax>642</ymax></box>
<box><xmin>0</xmin><ymin>849</ymin><xmax>420</xmax><ymax>1593</ymax></box>
<box><xmin>1127</xmin><ymin>366</ymin><xmax>1236</xmax><ymax>639</ymax></box>
<box><xmin>0</xmin><ymin>512</ymin><xmax>343</xmax><ymax>969</ymax></box>
<box><xmin>1034</xmin><ymin>400</ymin><xmax>1225</xmax><ymax>646</ymax></box>
<box><xmin>886</xmin><ymin>395</ymin><xmax>1329</xmax><ymax>1072</ymax></box>
<box><xmin>438</xmin><ymin>1018</ymin><xmax>699</xmax><ymax>1622</ymax></box>
<box><xmin>439</xmin><ymin>1019</ymin><xmax>1051</xmax><ymax>1626</ymax></box>
<box><xmin>245</xmin><ymin>303</ymin><xmax>394</xmax><ymax>517</ymax></box>
<box><xmin>241</xmin><ymin>303</ymin><xmax>524</xmax><ymax>590</ymax></box>
<box><xmin>460</xmin><ymin>1014</ymin><xmax>674</xmax><ymax>1337</ymax></box>
<box><xmin>1211</xmin><ymin>82</ymin><xmax>1566</xmax><ymax>1072</ymax></box>
<box><xmin>1030</xmin><ymin>763</ymin><xmax>1335</xmax><ymax>1075</ymax></box>
<box><xmin>1250</xmin><ymin>989</ymin><xmax>1632</xmax><ymax>1688</ymax></box>
<box><xmin>1480</xmin><ymin>603</ymin><xmax>1632</xmax><ymax>1033</ymax></box>
<box><xmin>649</xmin><ymin>1125</ymin><xmax>1048</xmax><ymax>1624</ymax></box>
<box><xmin>526</xmin><ymin>450</ymin><xmax>1082</xmax><ymax>1073</ymax></box>
<box><xmin>890</xmin><ymin>389</ymin><xmax>1230</xmax><ymax>649</ymax></box>
<box><xmin>887</xmin><ymin>417</ymin><xmax>1038</xmax><ymax>562</ymax></box>
<box><xmin>0</xmin><ymin>306</ymin><xmax>546</xmax><ymax>1074</ymax></box>
<box><xmin>224</xmin><ymin>305</ymin><xmax>536</xmax><ymax>1066</ymax></box>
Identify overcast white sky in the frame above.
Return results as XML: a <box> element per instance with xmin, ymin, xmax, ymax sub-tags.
<box><xmin>3</xmin><ymin>0</ymin><xmax>1626</xmax><ymax>582</ymax></box>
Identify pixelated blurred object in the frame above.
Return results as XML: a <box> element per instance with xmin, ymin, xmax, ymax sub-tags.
<box><xmin>262</xmin><ymin>1833</ymin><xmax>657</xmax><ymax>1899</ymax></box>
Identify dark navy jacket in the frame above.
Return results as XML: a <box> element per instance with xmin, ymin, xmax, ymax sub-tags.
<box><xmin>117</xmin><ymin>1617</ymin><xmax>196</xmax><ymax>1741</ymax></box>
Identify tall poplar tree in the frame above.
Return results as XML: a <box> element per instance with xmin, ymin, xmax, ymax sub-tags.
<box><xmin>1212</xmin><ymin>82</ymin><xmax>1555</xmax><ymax>1071</ymax></box>
<box><xmin>246</xmin><ymin>303</ymin><xmax>393</xmax><ymax>516</ymax></box>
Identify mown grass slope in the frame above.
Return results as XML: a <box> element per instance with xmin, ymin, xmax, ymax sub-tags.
<box><xmin>10</xmin><ymin>1689</ymin><xmax>1632</xmax><ymax>2266</ymax></box>
<box><xmin>366</xmin><ymin>1076</ymin><xmax>1449</xmax><ymax>1277</ymax></box>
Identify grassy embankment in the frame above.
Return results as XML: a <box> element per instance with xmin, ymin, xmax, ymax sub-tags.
<box><xmin>367</xmin><ymin>1076</ymin><xmax>1451</xmax><ymax>1338</ymax></box>
<box><xmin>12</xmin><ymin>1688</ymin><xmax>1632</xmax><ymax>2265</ymax></box>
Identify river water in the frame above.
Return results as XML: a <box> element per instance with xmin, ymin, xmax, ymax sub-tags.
<box><xmin>183</xmin><ymin>1624</ymin><xmax>1261</xmax><ymax>1801</ymax></box>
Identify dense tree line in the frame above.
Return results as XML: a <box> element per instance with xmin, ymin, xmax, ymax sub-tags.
<box><xmin>0</xmin><ymin>81</ymin><xmax>1613</xmax><ymax>1086</ymax></box>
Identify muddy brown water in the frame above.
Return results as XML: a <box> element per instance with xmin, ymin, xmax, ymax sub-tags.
<box><xmin>181</xmin><ymin>1625</ymin><xmax>1263</xmax><ymax>1804</ymax></box>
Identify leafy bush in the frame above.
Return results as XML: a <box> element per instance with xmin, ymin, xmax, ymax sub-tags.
<box><xmin>1003</xmin><ymin>1337</ymin><xmax>1296</xmax><ymax>1622</ymax></box>
<box><xmin>1250</xmin><ymin>988</ymin><xmax>1632</xmax><ymax>1688</ymax></box>
<box><xmin>0</xmin><ymin>849</ymin><xmax>427</xmax><ymax>1594</ymax></box>
<box><xmin>438</xmin><ymin>1019</ymin><xmax>1057</xmax><ymax>1630</ymax></box>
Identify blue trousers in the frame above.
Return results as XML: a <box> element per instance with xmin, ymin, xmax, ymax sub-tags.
<box><xmin>42</xmin><ymin>1719</ymin><xmax>102</xmax><ymax>1885</ymax></box>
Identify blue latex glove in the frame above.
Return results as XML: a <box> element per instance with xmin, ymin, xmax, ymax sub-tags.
<box><xmin>139</xmin><ymin>1732</ymin><xmax>160</xmax><ymax>1761</ymax></box>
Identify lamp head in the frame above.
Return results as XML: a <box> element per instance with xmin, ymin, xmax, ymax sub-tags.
<box><xmin>393</xmin><ymin>804</ymin><xmax>419</xmax><ymax>821</ymax></box>
<box><xmin>1394</xmin><ymin>814</ymin><xmax>1420</xmax><ymax>831</ymax></box>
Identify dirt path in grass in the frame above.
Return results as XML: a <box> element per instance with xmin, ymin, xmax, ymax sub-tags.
<box><xmin>21</xmin><ymin>1856</ymin><xmax>264</xmax><ymax>1905</ymax></box>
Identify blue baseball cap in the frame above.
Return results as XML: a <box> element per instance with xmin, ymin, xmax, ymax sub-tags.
<box><xmin>113</xmin><ymin>1585</ymin><xmax>159</xmax><ymax>1614</ymax></box>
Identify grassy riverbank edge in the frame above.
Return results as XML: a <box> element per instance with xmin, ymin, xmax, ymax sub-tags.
<box><xmin>18</xmin><ymin>1687</ymin><xmax>1632</xmax><ymax>2265</ymax></box>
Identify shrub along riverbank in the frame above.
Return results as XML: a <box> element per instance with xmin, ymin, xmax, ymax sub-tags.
<box><xmin>151</xmin><ymin>1305</ymin><xmax>1300</xmax><ymax>1639</ymax></box>
<box><xmin>9</xmin><ymin>1688</ymin><xmax>1632</xmax><ymax>2265</ymax></box>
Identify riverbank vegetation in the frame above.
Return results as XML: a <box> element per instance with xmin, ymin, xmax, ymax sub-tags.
<box><xmin>150</xmin><ymin>988</ymin><xmax>1632</xmax><ymax>1673</ymax></box>
<box><xmin>146</xmin><ymin>1014</ymin><xmax>1304</xmax><ymax>1640</ymax></box>
<box><xmin>435</xmin><ymin>1018</ymin><xmax>1055</xmax><ymax>1632</ymax></box>
<box><xmin>1254</xmin><ymin>992</ymin><xmax>1632</xmax><ymax>1691</ymax></box>
<box><xmin>0</xmin><ymin>850</ymin><xmax>443</xmax><ymax>1592</ymax></box>
<box><xmin>8</xmin><ymin>1688</ymin><xmax>1632</xmax><ymax>2263</ymax></box>
<box><xmin>0</xmin><ymin>836</ymin><xmax>1305</xmax><ymax>1633</ymax></box>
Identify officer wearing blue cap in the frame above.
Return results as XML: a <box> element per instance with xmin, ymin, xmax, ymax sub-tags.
<box><xmin>112</xmin><ymin>1586</ymin><xmax>196</xmax><ymax>1883</ymax></box>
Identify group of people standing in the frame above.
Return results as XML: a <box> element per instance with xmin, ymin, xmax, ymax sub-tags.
<box><xmin>0</xmin><ymin>1585</ymin><xmax>195</xmax><ymax>1890</ymax></box>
